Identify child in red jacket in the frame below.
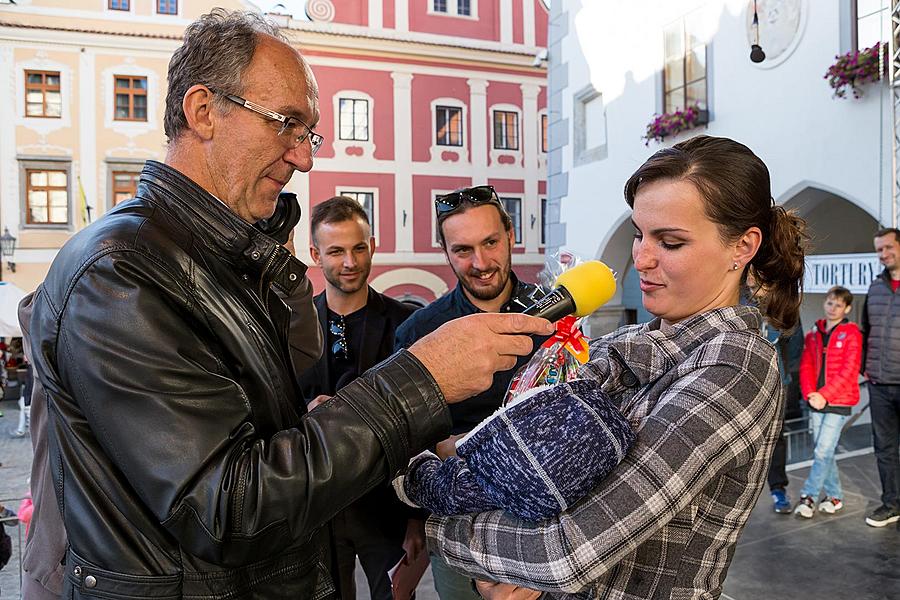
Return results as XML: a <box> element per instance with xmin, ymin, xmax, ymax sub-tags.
<box><xmin>794</xmin><ymin>286</ymin><xmax>862</xmax><ymax>518</ymax></box>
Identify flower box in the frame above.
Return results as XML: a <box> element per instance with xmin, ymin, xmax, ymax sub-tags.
<box><xmin>825</xmin><ymin>42</ymin><xmax>884</xmax><ymax>99</ymax></box>
<box><xmin>642</xmin><ymin>105</ymin><xmax>709</xmax><ymax>145</ymax></box>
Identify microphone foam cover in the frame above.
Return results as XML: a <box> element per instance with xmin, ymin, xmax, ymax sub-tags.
<box><xmin>554</xmin><ymin>260</ymin><xmax>616</xmax><ymax>316</ymax></box>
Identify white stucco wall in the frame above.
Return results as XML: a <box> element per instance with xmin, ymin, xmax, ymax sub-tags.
<box><xmin>558</xmin><ymin>0</ymin><xmax>891</xmax><ymax>272</ymax></box>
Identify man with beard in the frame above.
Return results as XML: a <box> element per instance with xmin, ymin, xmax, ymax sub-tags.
<box><xmin>299</xmin><ymin>196</ymin><xmax>419</xmax><ymax>599</ymax></box>
<box><xmin>394</xmin><ymin>185</ymin><xmax>545</xmax><ymax>600</ymax></box>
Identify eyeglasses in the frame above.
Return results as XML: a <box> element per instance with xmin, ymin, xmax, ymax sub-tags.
<box><xmin>329</xmin><ymin>315</ymin><xmax>348</xmax><ymax>360</ymax></box>
<box><xmin>435</xmin><ymin>185</ymin><xmax>502</xmax><ymax>218</ymax></box>
<box><xmin>219</xmin><ymin>92</ymin><xmax>324</xmax><ymax>155</ymax></box>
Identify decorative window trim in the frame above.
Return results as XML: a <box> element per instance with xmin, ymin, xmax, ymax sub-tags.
<box><xmin>573</xmin><ymin>84</ymin><xmax>608</xmax><ymax>166</ymax></box>
<box><xmin>488</xmin><ymin>103</ymin><xmax>522</xmax><ymax>167</ymax></box>
<box><xmin>498</xmin><ymin>194</ymin><xmax>524</xmax><ymax>247</ymax></box>
<box><xmin>113</xmin><ymin>74</ymin><xmax>148</xmax><ymax>122</ymax></box>
<box><xmin>18</xmin><ymin>156</ymin><xmax>73</xmax><ymax>230</ymax></box>
<box><xmin>336</xmin><ymin>186</ymin><xmax>380</xmax><ymax>241</ymax></box>
<box><xmin>430</xmin><ymin>98</ymin><xmax>467</xmax><ymax>161</ymax></box>
<box><xmin>105</xmin><ymin>158</ymin><xmax>144</xmax><ymax>210</ymax></box>
<box><xmin>16</xmin><ymin>58</ymin><xmax>72</xmax><ymax>135</ymax></box>
<box><xmin>102</xmin><ymin>62</ymin><xmax>159</xmax><ymax>137</ymax></box>
<box><xmin>332</xmin><ymin>91</ymin><xmax>375</xmax><ymax>158</ymax></box>
<box><xmin>428</xmin><ymin>0</ymin><xmax>478</xmax><ymax>20</ymax></box>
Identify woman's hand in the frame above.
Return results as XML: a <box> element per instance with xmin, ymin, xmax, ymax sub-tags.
<box><xmin>475</xmin><ymin>581</ymin><xmax>542</xmax><ymax>599</ymax></box>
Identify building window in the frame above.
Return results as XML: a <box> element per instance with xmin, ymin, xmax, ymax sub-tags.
<box><xmin>663</xmin><ymin>19</ymin><xmax>706</xmax><ymax>113</ymax></box>
<box><xmin>25</xmin><ymin>70</ymin><xmax>61</xmax><ymax>118</ymax></box>
<box><xmin>493</xmin><ymin>111</ymin><xmax>519</xmax><ymax>150</ymax></box>
<box><xmin>458</xmin><ymin>0</ymin><xmax>471</xmax><ymax>16</ymax></box>
<box><xmin>501</xmin><ymin>197</ymin><xmax>522</xmax><ymax>244</ymax></box>
<box><xmin>111</xmin><ymin>171</ymin><xmax>140</xmax><ymax>206</ymax></box>
<box><xmin>540</xmin><ymin>197</ymin><xmax>547</xmax><ymax>245</ymax></box>
<box><xmin>854</xmin><ymin>0</ymin><xmax>889</xmax><ymax>50</ymax></box>
<box><xmin>109</xmin><ymin>0</ymin><xmax>130</xmax><ymax>10</ymax></box>
<box><xmin>433</xmin><ymin>0</ymin><xmax>447</xmax><ymax>12</ymax></box>
<box><xmin>339</xmin><ymin>98</ymin><xmax>369</xmax><ymax>141</ymax></box>
<box><xmin>436</xmin><ymin>106</ymin><xmax>463</xmax><ymax>146</ymax></box>
<box><xmin>114</xmin><ymin>75</ymin><xmax>148</xmax><ymax>121</ymax></box>
<box><xmin>431</xmin><ymin>0</ymin><xmax>474</xmax><ymax>17</ymax></box>
<box><xmin>340</xmin><ymin>190</ymin><xmax>375</xmax><ymax>227</ymax></box>
<box><xmin>26</xmin><ymin>169</ymin><xmax>69</xmax><ymax>225</ymax></box>
<box><xmin>540</xmin><ymin>114</ymin><xmax>548</xmax><ymax>153</ymax></box>
<box><xmin>157</xmin><ymin>0</ymin><xmax>177</xmax><ymax>15</ymax></box>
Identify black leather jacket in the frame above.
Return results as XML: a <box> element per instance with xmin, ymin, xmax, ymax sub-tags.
<box><xmin>29</xmin><ymin>161</ymin><xmax>451</xmax><ymax>599</ymax></box>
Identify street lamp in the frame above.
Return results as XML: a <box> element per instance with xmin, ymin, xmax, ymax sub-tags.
<box><xmin>0</xmin><ymin>227</ymin><xmax>18</xmax><ymax>273</ymax></box>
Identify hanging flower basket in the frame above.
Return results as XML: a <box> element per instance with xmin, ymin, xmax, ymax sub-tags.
<box><xmin>825</xmin><ymin>42</ymin><xmax>884</xmax><ymax>99</ymax></box>
<box><xmin>642</xmin><ymin>104</ymin><xmax>709</xmax><ymax>145</ymax></box>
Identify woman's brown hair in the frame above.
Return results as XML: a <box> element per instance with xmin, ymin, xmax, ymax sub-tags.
<box><xmin>624</xmin><ymin>135</ymin><xmax>809</xmax><ymax>331</ymax></box>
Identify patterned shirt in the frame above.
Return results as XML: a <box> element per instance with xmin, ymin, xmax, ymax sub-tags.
<box><xmin>427</xmin><ymin>305</ymin><xmax>783</xmax><ymax>599</ymax></box>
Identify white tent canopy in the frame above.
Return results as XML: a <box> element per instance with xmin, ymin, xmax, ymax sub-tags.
<box><xmin>0</xmin><ymin>282</ymin><xmax>27</xmax><ymax>338</ymax></box>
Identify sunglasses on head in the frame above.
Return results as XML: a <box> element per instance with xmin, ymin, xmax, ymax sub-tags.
<box><xmin>434</xmin><ymin>185</ymin><xmax>501</xmax><ymax>218</ymax></box>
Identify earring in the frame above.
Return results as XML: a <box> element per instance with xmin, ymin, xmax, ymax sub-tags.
<box><xmin>732</xmin><ymin>263</ymin><xmax>740</xmax><ymax>270</ymax></box>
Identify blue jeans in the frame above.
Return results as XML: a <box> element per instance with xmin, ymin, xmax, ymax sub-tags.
<box><xmin>800</xmin><ymin>411</ymin><xmax>849</xmax><ymax>499</ymax></box>
<box><xmin>868</xmin><ymin>383</ymin><xmax>900</xmax><ymax>509</ymax></box>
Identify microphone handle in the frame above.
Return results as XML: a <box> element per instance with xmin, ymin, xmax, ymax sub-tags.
<box><xmin>523</xmin><ymin>287</ymin><xmax>576</xmax><ymax>322</ymax></box>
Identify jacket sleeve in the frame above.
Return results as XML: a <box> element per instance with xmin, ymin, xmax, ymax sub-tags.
<box><xmin>427</xmin><ymin>347</ymin><xmax>780</xmax><ymax>593</ymax></box>
<box><xmin>818</xmin><ymin>325</ymin><xmax>863</xmax><ymax>405</ymax></box>
<box><xmin>47</xmin><ymin>254</ymin><xmax>451</xmax><ymax>567</ymax></box>
<box><xmin>860</xmin><ymin>295</ymin><xmax>870</xmax><ymax>375</ymax></box>
<box><xmin>798</xmin><ymin>331</ymin><xmax>816</xmax><ymax>401</ymax></box>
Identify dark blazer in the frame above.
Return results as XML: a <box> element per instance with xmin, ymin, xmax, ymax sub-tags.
<box><xmin>299</xmin><ymin>287</ymin><xmax>417</xmax><ymax>401</ymax></box>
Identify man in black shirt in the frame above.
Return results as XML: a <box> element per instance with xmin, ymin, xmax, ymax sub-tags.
<box><xmin>299</xmin><ymin>196</ymin><xmax>417</xmax><ymax>599</ymax></box>
<box><xmin>394</xmin><ymin>185</ymin><xmax>545</xmax><ymax>600</ymax></box>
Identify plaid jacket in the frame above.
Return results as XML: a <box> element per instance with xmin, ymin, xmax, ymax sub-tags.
<box><xmin>427</xmin><ymin>306</ymin><xmax>783</xmax><ymax>599</ymax></box>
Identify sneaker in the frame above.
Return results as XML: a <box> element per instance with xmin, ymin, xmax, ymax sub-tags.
<box><xmin>865</xmin><ymin>505</ymin><xmax>900</xmax><ymax>527</ymax></box>
<box><xmin>771</xmin><ymin>488</ymin><xmax>792</xmax><ymax>514</ymax></box>
<box><xmin>794</xmin><ymin>496</ymin><xmax>815</xmax><ymax>519</ymax></box>
<box><xmin>818</xmin><ymin>497</ymin><xmax>843</xmax><ymax>514</ymax></box>
<box><xmin>9</xmin><ymin>428</ymin><xmax>26</xmax><ymax>438</ymax></box>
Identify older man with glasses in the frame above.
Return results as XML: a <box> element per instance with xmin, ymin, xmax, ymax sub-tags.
<box><xmin>395</xmin><ymin>185</ymin><xmax>549</xmax><ymax>600</ymax></box>
<box><xmin>26</xmin><ymin>11</ymin><xmax>552</xmax><ymax>600</ymax></box>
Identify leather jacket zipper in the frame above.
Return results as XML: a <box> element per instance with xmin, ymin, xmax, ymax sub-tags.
<box><xmin>258</xmin><ymin>247</ymin><xmax>287</xmax><ymax>303</ymax></box>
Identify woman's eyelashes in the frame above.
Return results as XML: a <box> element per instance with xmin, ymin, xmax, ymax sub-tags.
<box><xmin>632</xmin><ymin>231</ymin><xmax>685</xmax><ymax>250</ymax></box>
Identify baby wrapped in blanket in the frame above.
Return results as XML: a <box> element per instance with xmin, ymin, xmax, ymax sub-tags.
<box><xmin>394</xmin><ymin>379</ymin><xmax>635</xmax><ymax>522</ymax></box>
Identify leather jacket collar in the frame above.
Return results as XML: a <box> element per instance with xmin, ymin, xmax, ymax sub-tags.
<box><xmin>138</xmin><ymin>160</ymin><xmax>307</xmax><ymax>296</ymax></box>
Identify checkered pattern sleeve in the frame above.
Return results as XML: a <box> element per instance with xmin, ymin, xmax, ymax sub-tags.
<box><xmin>426</xmin><ymin>328</ymin><xmax>781</xmax><ymax>595</ymax></box>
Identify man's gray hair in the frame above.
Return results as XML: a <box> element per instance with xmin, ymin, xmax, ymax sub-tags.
<box><xmin>164</xmin><ymin>9</ymin><xmax>285</xmax><ymax>142</ymax></box>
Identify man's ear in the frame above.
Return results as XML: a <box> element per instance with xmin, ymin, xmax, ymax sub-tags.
<box><xmin>309</xmin><ymin>244</ymin><xmax>322</xmax><ymax>266</ymax></box>
<box><xmin>368</xmin><ymin>236</ymin><xmax>376</xmax><ymax>258</ymax></box>
<box><xmin>181</xmin><ymin>84</ymin><xmax>216</xmax><ymax>140</ymax></box>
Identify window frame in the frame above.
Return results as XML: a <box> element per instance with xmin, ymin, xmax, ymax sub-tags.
<box><xmin>499</xmin><ymin>195</ymin><xmax>524</xmax><ymax>246</ymax></box>
<box><xmin>540</xmin><ymin>197</ymin><xmax>548</xmax><ymax>247</ymax></box>
<box><xmin>435</xmin><ymin>104</ymin><xmax>464</xmax><ymax>147</ymax></box>
<box><xmin>428</xmin><ymin>0</ymin><xmax>478</xmax><ymax>19</ymax></box>
<box><xmin>108</xmin><ymin>0</ymin><xmax>130</xmax><ymax>11</ymax></box>
<box><xmin>338</xmin><ymin>97</ymin><xmax>370</xmax><ymax>142</ymax></box>
<box><xmin>540</xmin><ymin>112</ymin><xmax>549</xmax><ymax>154</ymax></box>
<box><xmin>24</xmin><ymin>70</ymin><xmax>62</xmax><ymax>119</ymax></box>
<box><xmin>113</xmin><ymin>74</ymin><xmax>148</xmax><ymax>122</ymax></box>
<box><xmin>662</xmin><ymin>18</ymin><xmax>707</xmax><ymax>114</ymax></box>
<box><xmin>19</xmin><ymin>158</ymin><xmax>72</xmax><ymax>229</ymax></box>
<box><xmin>337</xmin><ymin>186</ymin><xmax>379</xmax><ymax>241</ymax></box>
<box><xmin>492</xmin><ymin>110</ymin><xmax>520</xmax><ymax>151</ymax></box>
<box><xmin>156</xmin><ymin>0</ymin><xmax>178</xmax><ymax>16</ymax></box>
<box><xmin>852</xmin><ymin>0</ymin><xmax>890</xmax><ymax>51</ymax></box>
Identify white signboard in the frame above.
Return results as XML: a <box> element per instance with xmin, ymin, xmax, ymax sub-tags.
<box><xmin>803</xmin><ymin>253</ymin><xmax>882</xmax><ymax>294</ymax></box>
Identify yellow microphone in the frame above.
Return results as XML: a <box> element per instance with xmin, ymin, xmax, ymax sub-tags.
<box><xmin>523</xmin><ymin>260</ymin><xmax>616</xmax><ymax>322</ymax></box>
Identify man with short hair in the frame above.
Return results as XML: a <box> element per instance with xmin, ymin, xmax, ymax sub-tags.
<box><xmin>861</xmin><ymin>227</ymin><xmax>900</xmax><ymax>528</ymax></box>
<box><xmin>26</xmin><ymin>12</ymin><xmax>552</xmax><ymax>599</ymax></box>
<box><xmin>395</xmin><ymin>185</ymin><xmax>546</xmax><ymax>599</ymax></box>
<box><xmin>299</xmin><ymin>196</ymin><xmax>417</xmax><ymax>599</ymax></box>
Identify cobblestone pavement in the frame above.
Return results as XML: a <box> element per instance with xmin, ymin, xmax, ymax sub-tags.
<box><xmin>0</xmin><ymin>398</ymin><xmax>33</xmax><ymax>600</ymax></box>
